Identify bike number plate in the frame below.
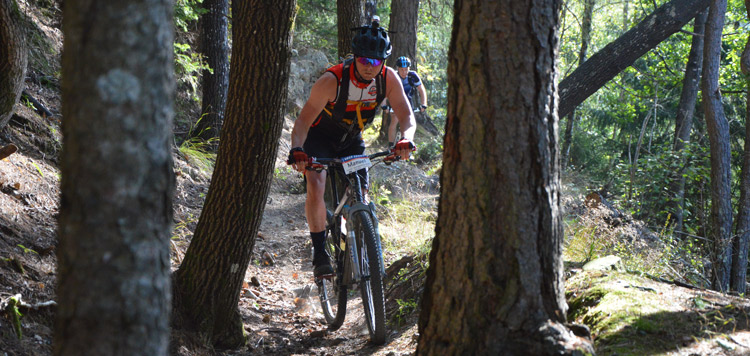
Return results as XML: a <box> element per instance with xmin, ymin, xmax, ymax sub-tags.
<box><xmin>341</xmin><ymin>155</ymin><xmax>372</xmax><ymax>175</ymax></box>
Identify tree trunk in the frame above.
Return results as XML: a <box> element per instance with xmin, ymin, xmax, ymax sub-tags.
<box><xmin>701</xmin><ymin>0</ymin><xmax>732</xmax><ymax>292</ymax></box>
<box><xmin>562</xmin><ymin>0</ymin><xmax>595</xmax><ymax>168</ymax></box>
<box><xmin>337</xmin><ymin>0</ymin><xmax>365</xmax><ymax>60</ymax></box>
<box><xmin>559</xmin><ymin>0</ymin><xmax>710</xmax><ymax>118</ymax></box>
<box><xmin>0</xmin><ymin>0</ymin><xmax>27</xmax><ymax>130</ymax></box>
<box><xmin>192</xmin><ymin>0</ymin><xmax>230</xmax><ymax>147</ymax></box>
<box><xmin>388</xmin><ymin>0</ymin><xmax>419</xmax><ymax>67</ymax></box>
<box><xmin>55</xmin><ymin>0</ymin><xmax>175</xmax><ymax>355</ymax></box>
<box><xmin>417</xmin><ymin>0</ymin><xmax>594</xmax><ymax>355</ymax></box>
<box><xmin>172</xmin><ymin>0</ymin><xmax>296</xmax><ymax>349</ymax></box>
<box><xmin>672</xmin><ymin>9</ymin><xmax>708</xmax><ymax>235</ymax></box>
<box><xmin>731</xmin><ymin>0</ymin><xmax>750</xmax><ymax>294</ymax></box>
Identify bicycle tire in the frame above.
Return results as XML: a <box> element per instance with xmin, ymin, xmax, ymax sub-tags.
<box><xmin>318</xmin><ymin>173</ymin><xmax>348</xmax><ymax>329</ymax></box>
<box><xmin>353</xmin><ymin>211</ymin><xmax>387</xmax><ymax>344</ymax></box>
<box><xmin>317</xmin><ymin>213</ymin><xmax>348</xmax><ymax>329</ymax></box>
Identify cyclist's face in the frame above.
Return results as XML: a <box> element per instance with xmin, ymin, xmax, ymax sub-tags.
<box><xmin>397</xmin><ymin>66</ymin><xmax>409</xmax><ymax>78</ymax></box>
<box><xmin>354</xmin><ymin>57</ymin><xmax>383</xmax><ymax>81</ymax></box>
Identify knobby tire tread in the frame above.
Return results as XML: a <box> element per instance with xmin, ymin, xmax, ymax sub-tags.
<box><xmin>354</xmin><ymin>211</ymin><xmax>387</xmax><ymax>344</ymax></box>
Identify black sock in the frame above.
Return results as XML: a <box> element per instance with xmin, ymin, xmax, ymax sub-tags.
<box><xmin>311</xmin><ymin>231</ymin><xmax>326</xmax><ymax>252</ymax></box>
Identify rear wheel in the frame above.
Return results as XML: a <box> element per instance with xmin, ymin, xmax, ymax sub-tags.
<box><xmin>315</xmin><ymin>211</ymin><xmax>347</xmax><ymax>330</ymax></box>
<box><xmin>353</xmin><ymin>211</ymin><xmax>386</xmax><ymax>344</ymax></box>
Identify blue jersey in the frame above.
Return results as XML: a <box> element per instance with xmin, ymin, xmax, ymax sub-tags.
<box><xmin>401</xmin><ymin>71</ymin><xmax>422</xmax><ymax>101</ymax></box>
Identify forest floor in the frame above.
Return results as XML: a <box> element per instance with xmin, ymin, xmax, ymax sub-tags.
<box><xmin>6</xmin><ymin>1</ymin><xmax>750</xmax><ymax>355</ymax></box>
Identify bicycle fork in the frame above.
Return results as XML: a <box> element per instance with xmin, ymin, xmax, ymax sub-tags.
<box><xmin>342</xmin><ymin>202</ymin><xmax>386</xmax><ymax>284</ymax></box>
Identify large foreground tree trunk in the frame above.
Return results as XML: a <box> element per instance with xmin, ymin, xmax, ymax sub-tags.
<box><xmin>702</xmin><ymin>0</ymin><xmax>732</xmax><ymax>292</ymax></box>
<box><xmin>417</xmin><ymin>0</ymin><xmax>594</xmax><ymax>355</ymax></box>
<box><xmin>55</xmin><ymin>0</ymin><xmax>175</xmax><ymax>355</ymax></box>
<box><xmin>0</xmin><ymin>0</ymin><xmax>27</xmax><ymax>130</ymax></box>
<box><xmin>192</xmin><ymin>0</ymin><xmax>230</xmax><ymax>147</ymax></box>
<box><xmin>559</xmin><ymin>0</ymin><xmax>710</xmax><ymax>118</ymax></box>
<box><xmin>672</xmin><ymin>9</ymin><xmax>707</xmax><ymax>235</ymax></box>
<box><xmin>172</xmin><ymin>0</ymin><xmax>296</xmax><ymax>349</ymax></box>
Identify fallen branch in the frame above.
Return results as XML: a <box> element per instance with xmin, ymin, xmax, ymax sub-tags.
<box><xmin>21</xmin><ymin>90</ymin><xmax>53</xmax><ymax>118</ymax></box>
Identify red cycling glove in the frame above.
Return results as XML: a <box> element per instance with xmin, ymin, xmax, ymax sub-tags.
<box><xmin>394</xmin><ymin>139</ymin><xmax>416</xmax><ymax>152</ymax></box>
<box><xmin>287</xmin><ymin>147</ymin><xmax>308</xmax><ymax>165</ymax></box>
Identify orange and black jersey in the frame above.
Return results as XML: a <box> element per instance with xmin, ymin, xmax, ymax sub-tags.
<box><xmin>309</xmin><ymin>61</ymin><xmax>386</xmax><ymax>145</ymax></box>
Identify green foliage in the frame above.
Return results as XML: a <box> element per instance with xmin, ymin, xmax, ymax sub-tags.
<box><xmin>295</xmin><ymin>0</ymin><xmax>338</xmax><ymax>61</ymax></box>
<box><xmin>564</xmin><ymin>202</ymin><xmax>709</xmax><ymax>287</ymax></box>
<box><xmin>414</xmin><ymin>134</ymin><xmax>443</xmax><ymax>164</ymax></box>
<box><xmin>607</xmin><ymin>141</ymin><xmax>710</xmax><ymax>231</ymax></box>
<box><xmin>368</xmin><ymin>179</ymin><xmax>392</xmax><ymax>206</ymax></box>
<box><xmin>174</xmin><ymin>0</ymin><xmax>207</xmax><ymax>32</ymax></box>
<box><xmin>558</xmin><ymin>0</ymin><xmax>750</xmax><ymax>246</ymax></box>
<box><xmin>9</xmin><ymin>295</ymin><xmax>23</xmax><ymax>340</ymax></box>
<box><xmin>173</xmin><ymin>0</ymin><xmax>211</xmax><ymax>105</ymax></box>
<box><xmin>178</xmin><ymin>117</ymin><xmax>218</xmax><ymax>174</ymax></box>
<box><xmin>392</xmin><ymin>298</ymin><xmax>418</xmax><ymax>326</ymax></box>
<box><xmin>16</xmin><ymin>244</ymin><xmax>38</xmax><ymax>255</ymax></box>
<box><xmin>179</xmin><ymin>137</ymin><xmax>217</xmax><ymax>174</ymax></box>
<box><xmin>414</xmin><ymin>3</ymin><xmax>453</xmax><ymax>111</ymax></box>
<box><xmin>174</xmin><ymin>42</ymin><xmax>211</xmax><ymax>102</ymax></box>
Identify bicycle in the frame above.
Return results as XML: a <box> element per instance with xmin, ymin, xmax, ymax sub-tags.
<box><xmin>306</xmin><ymin>150</ymin><xmax>398</xmax><ymax>344</ymax></box>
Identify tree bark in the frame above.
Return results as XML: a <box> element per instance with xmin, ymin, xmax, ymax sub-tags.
<box><xmin>388</xmin><ymin>0</ymin><xmax>419</xmax><ymax>67</ymax></box>
<box><xmin>559</xmin><ymin>0</ymin><xmax>710</xmax><ymax>118</ymax></box>
<box><xmin>173</xmin><ymin>0</ymin><xmax>296</xmax><ymax>349</ymax></box>
<box><xmin>0</xmin><ymin>0</ymin><xmax>27</xmax><ymax>130</ymax></box>
<box><xmin>55</xmin><ymin>0</ymin><xmax>175</xmax><ymax>355</ymax></box>
<box><xmin>337</xmin><ymin>0</ymin><xmax>365</xmax><ymax>60</ymax></box>
<box><xmin>701</xmin><ymin>0</ymin><xmax>732</xmax><ymax>292</ymax></box>
<box><xmin>417</xmin><ymin>0</ymin><xmax>594</xmax><ymax>355</ymax></box>
<box><xmin>562</xmin><ymin>0</ymin><xmax>595</xmax><ymax>168</ymax></box>
<box><xmin>731</xmin><ymin>0</ymin><xmax>750</xmax><ymax>294</ymax></box>
<box><xmin>192</xmin><ymin>0</ymin><xmax>230</xmax><ymax>147</ymax></box>
<box><xmin>672</xmin><ymin>9</ymin><xmax>708</xmax><ymax>235</ymax></box>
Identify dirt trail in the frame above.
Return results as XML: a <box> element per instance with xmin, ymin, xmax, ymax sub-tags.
<box><xmin>171</xmin><ymin>153</ymin><xmax>420</xmax><ymax>356</ymax></box>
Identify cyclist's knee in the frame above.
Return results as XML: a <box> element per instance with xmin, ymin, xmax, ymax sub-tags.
<box><xmin>306</xmin><ymin>173</ymin><xmax>325</xmax><ymax>196</ymax></box>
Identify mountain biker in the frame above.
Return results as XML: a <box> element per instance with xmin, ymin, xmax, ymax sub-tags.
<box><xmin>382</xmin><ymin>56</ymin><xmax>428</xmax><ymax>148</ymax></box>
<box><xmin>288</xmin><ymin>19</ymin><xmax>417</xmax><ymax>278</ymax></box>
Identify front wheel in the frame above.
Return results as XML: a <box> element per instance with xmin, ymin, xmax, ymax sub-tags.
<box><xmin>353</xmin><ymin>211</ymin><xmax>387</xmax><ymax>344</ymax></box>
<box><xmin>317</xmin><ymin>212</ymin><xmax>347</xmax><ymax>330</ymax></box>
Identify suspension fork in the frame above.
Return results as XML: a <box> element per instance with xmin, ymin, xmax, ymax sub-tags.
<box><xmin>343</xmin><ymin>174</ymin><xmax>386</xmax><ymax>277</ymax></box>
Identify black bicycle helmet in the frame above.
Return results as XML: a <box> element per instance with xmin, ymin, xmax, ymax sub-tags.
<box><xmin>351</xmin><ymin>17</ymin><xmax>392</xmax><ymax>59</ymax></box>
<box><xmin>396</xmin><ymin>56</ymin><xmax>411</xmax><ymax>68</ymax></box>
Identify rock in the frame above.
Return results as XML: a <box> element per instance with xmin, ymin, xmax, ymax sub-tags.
<box><xmin>582</xmin><ymin>255</ymin><xmax>623</xmax><ymax>271</ymax></box>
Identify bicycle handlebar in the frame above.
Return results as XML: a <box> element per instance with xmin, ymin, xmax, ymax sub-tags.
<box><xmin>305</xmin><ymin>150</ymin><xmax>399</xmax><ymax>171</ymax></box>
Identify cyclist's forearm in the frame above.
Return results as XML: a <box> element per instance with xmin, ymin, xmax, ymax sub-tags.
<box><xmin>290</xmin><ymin>120</ymin><xmax>310</xmax><ymax>149</ymax></box>
<box><xmin>400</xmin><ymin>115</ymin><xmax>416</xmax><ymax>141</ymax></box>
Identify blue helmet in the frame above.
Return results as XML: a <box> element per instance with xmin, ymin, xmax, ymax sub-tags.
<box><xmin>351</xmin><ymin>18</ymin><xmax>392</xmax><ymax>59</ymax></box>
<box><xmin>396</xmin><ymin>56</ymin><xmax>411</xmax><ymax>68</ymax></box>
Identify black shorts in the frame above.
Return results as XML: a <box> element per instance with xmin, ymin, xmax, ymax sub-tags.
<box><xmin>304</xmin><ymin>129</ymin><xmax>369</xmax><ymax>189</ymax></box>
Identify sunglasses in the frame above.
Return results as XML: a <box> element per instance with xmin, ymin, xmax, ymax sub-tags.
<box><xmin>356</xmin><ymin>57</ymin><xmax>383</xmax><ymax>67</ymax></box>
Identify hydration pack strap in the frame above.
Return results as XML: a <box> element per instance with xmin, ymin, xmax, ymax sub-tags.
<box><xmin>331</xmin><ymin>58</ymin><xmax>354</xmax><ymax>121</ymax></box>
